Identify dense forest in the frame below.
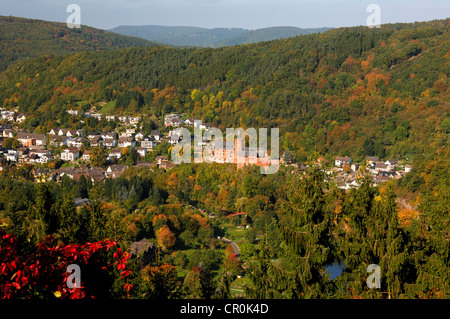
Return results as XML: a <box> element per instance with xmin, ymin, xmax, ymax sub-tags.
<box><xmin>0</xmin><ymin>16</ymin><xmax>156</xmax><ymax>71</ymax></box>
<box><xmin>0</xmin><ymin>17</ymin><xmax>448</xmax><ymax>299</ymax></box>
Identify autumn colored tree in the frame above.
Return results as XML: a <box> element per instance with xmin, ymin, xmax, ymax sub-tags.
<box><xmin>0</xmin><ymin>229</ymin><xmax>132</xmax><ymax>299</ymax></box>
<box><xmin>156</xmin><ymin>225</ymin><xmax>176</xmax><ymax>251</ymax></box>
<box><xmin>90</xmin><ymin>146</ymin><xmax>107</xmax><ymax>167</ymax></box>
<box><xmin>224</xmin><ymin>243</ymin><xmax>235</xmax><ymax>257</ymax></box>
<box><xmin>222</xmin><ymin>253</ymin><xmax>242</xmax><ymax>277</ymax></box>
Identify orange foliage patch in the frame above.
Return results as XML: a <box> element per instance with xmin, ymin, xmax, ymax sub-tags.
<box><xmin>397</xmin><ymin>208</ymin><xmax>419</xmax><ymax>228</ymax></box>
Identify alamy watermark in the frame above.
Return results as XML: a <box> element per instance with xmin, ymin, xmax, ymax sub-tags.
<box><xmin>367</xmin><ymin>4</ymin><xmax>381</xmax><ymax>28</ymax></box>
<box><xmin>66</xmin><ymin>4</ymin><xmax>81</xmax><ymax>29</ymax></box>
<box><xmin>171</xmin><ymin>122</ymin><xmax>279</xmax><ymax>175</ymax></box>
<box><xmin>366</xmin><ymin>264</ymin><xmax>381</xmax><ymax>289</ymax></box>
<box><xmin>66</xmin><ymin>264</ymin><xmax>81</xmax><ymax>288</ymax></box>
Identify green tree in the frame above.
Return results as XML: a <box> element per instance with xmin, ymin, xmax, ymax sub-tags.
<box><xmin>394</xmin><ymin>126</ymin><xmax>409</xmax><ymax>141</ymax></box>
<box><xmin>182</xmin><ymin>266</ymin><xmax>216</xmax><ymax>299</ymax></box>
<box><xmin>180</xmin><ymin>229</ymin><xmax>196</xmax><ymax>248</ymax></box>
<box><xmin>363</xmin><ymin>138</ymin><xmax>375</xmax><ymax>156</ymax></box>
<box><xmin>33</xmin><ymin>183</ymin><xmax>57</xmax><ymax>235</ymax></box>
<box><xmin>2</xmin><ymin>137</ymin><xmax>20</xmax><ymax>149</ymax></box>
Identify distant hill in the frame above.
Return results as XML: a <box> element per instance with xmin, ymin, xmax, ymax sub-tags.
<box><xmin>0</xmin><ymin>16</ymin><xmax>157</xmax><ymax>71</ymax></box>
<box><xmin>108</xmin><ymin>25</ymin><xmax>332</xmax><ymax>47</ymax></box>
<box><xmin>214</xmin><ymin>26</ymin><xmax>332</xmax><ymax>47</ymax></box>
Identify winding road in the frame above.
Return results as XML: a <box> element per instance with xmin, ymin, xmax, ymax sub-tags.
<box><xmin>217</xmin><ymin>236</ymin><xmax>240</xmax><ymax>257</ymax></box>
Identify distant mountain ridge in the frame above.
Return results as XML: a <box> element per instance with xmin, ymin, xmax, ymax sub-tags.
<box><xmin>108</xmin><ymin>25</ymin><xmax>333</xmax><ymax>47</ymax></box>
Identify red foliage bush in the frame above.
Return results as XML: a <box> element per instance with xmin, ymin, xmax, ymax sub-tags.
<box><xmin>0</xmin><ymin>230</ymin><xmax>132</xmax><ymax>299</ymax></box>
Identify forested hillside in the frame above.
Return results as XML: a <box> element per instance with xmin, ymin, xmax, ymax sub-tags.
<box><xmin>0</xmin><ymin>16</ymin><xmax>157</xmax><ymax>71</ymax></box>
<box><xmin>1</xmin><ymin>19</ymin><xmax>448</xmax><ymax>162</ymax></box>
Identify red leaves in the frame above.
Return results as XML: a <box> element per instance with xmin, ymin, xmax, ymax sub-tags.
<box><xmin>2</xmin><ymin>233</ymin><xmax>15</xmax><ymax>244</ymax></box>
<box><xmin>0</xmin><ymin>230</ymin><xmax>132</xmax><ymax>299</ymax></box>
<box><xmin>19</xmin><ymin>275</ymin><xmax>29</xmax><ymax>287</ymax></box>
<box><xmin>117</xmin><ymin>262</ymin><xmax>126</xmax><ymax>271</ymax></box>
<box><xmin>123</xmin><ymin>283</ymin><xmax>133</xmax><ymax>293</ymax></box>
<box><xmin>120</xmin><ymin>269</ymin><xmax>132</xmax><ymax>277</ymax></box>
<box><xmin>106</xmin><ymin>241</ymin><xmax>117</xmax><ymax>251</ymax></box>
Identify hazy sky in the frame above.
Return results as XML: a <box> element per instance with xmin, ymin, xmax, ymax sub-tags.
<box><xmin>1</xmin><ymin>0</ymin><xmax>448</xmax><ymax>30</ymax></box>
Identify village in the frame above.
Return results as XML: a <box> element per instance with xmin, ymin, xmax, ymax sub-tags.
<box><xmin>312</xmin><ymin>155</ymin><xmax>413</xmax><ymax>190</ymax></box>
<box><xmin>0</xmin><ymin>108</ymin><xmax>412</xmax><ymax>188</ymax></box>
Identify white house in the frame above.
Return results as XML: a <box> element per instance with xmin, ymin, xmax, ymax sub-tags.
<box><xmin>118</xmin><ymin>137</ymin><xmax>136</xmax><ymax>148</ymax></box>
<box><xmin>103</xmin><ymin>138</ymin><xmax>117</xmax><ymax>148</ymax></box>
<box><xmin>135</xmin><ymin>132</ymin><xmax>145</xmax><ymax>141</ymax></box>
<box><xmin>56</xmin><ymin>129</ymin><xmax>68</xmax><ymax>136</ymax></box>
<box><xmin>88</xmin><ymin>132</ymin><xmax>100</xmax><ymax>140</ymax></box>
<box><xmin>49</xmin><ymin>135</ymin><xmax>70</xmax><ymax>147</ymax></box>
<box><xmin>38</xmin><ymin>154</ymin><xmax>51</xmax><ymax>164</ymax></box>
<box><xmin>29</xmin><ymin>149</ymin><xmax>51</xmax><ymax>158</ymax></box>
<box><xmin>155</xmin><ymin>156</ymin><xmax>168</xmax><ymax>165</ymax></box>
<box><xmin>199</xmin><ymin>123</ymin><xmax>212</xmax><ymax>130</ymax></box>
<box><xmin>150</xmin><ymin>130</ymin><xmax>162</xmax><ymax>141</ymax></box>
<box><xmin>366</xmin><ymin>156</ymin><xmax>379</xmax><ymax>165</ymax></box>
<box><xmin>15</xmin><ymin>114</ymin><xmax>26</xmax><ymax>123</ymax></box>
<box><xmin>91</xmin><ymin>113</ymin><xmax>103</xmax><ymax>120</ymax></box>
<box><xmin>164</xmin><ymin>113</ymin><xmax>181</xmax><ymax>126</ymax></box>
<box><xmin>335</xmin><ymin>156</ymin><xmax>352</xmax><ymax>167</ymax></box>
<box><xmin>60</xmin><ymin>147</ymin><xmax>80</xmax><ymax>161</ymax></box>
<box><xmin>385</xmin><ymin>159</ymin><xmax>398</xmax><ymax>168</ymax></box>
<box><xmin>184</xmin><ymin>118</ymin><xmax>200</xmax><ymax>127</ymax></box>
<box><xmin>90</xmin><ymin>136</ymin><xmax>103</xmax><ymax>147</ymax></box>
<box><xmin>373</xmin><ymin>161</ymin><xmax>391</xmax><ymax>173</ymax></box>
<box><xmin>67</xmin><ymin>137</ymin><xmax>88</xmax><ymax>148</ymax></box>
<box><xmin>108</xmin><ymin>148</ymin><xmax>122</xmax><ymax>160</ymax></box>
<box><xmin>101</xmin><ymin>132</ymin><xmax>116</xmax><ymax>140</ymax></box>
<box><xmin>66</xmin><ymin>130</ymin><xmax>78</xmax><ymax>137</ymax></box>
<box><xmin>6</xmin><ymin>150</ymin><xmax>18</xmax><ymax>162</ymax></box>
<box><xmin>120</xmin><ymin>128</ymin><xmax>135</xmax><ymax>138</ymax></box>
<box><xmin>141</xmin><ymin>138</ymin><xmax>157</xmax><ymax>149</ymax></box>
<box><xmin>82</xmin><ymin>150</ymin><xmax>91</xmax><ymax>161</ymax></box>
<box><xmin>106</xmin><ymin>165</ymin><xmax>127</xmax><ymax>178</ymax></box>
<box><xmin>168</xmin><ymin>135</ymin><xmax>180</xmax><ymax>145</ymax></box>
<box><xmin>129</xmin><ymin>116</ymin><xmax>141</xmax><ymax>124</ymax></box>
<box><xmin>135</xmin><ymin>147</ymin><xmax>147</xmax><ymax>157</ymax></box>
<box><xmin>30</xmin><ymin>152</ymin><xmax>51</xmax><ymax>164</ymax></box>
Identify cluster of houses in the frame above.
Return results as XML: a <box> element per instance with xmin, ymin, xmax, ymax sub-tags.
<box><xmin>0</xmin><ymin>120</ymin><xmax>175</xmax><ymax>181</ymax></box>
<box><xmin>43</xmin><ymin>126</ymin><xmax>168</xmax><ymax>163</ymax></box>
<box><xmin>0</xmin><ymin>111</ymin><xmax>207</xmax><ymax>172</ymax></box>
<box><xmin>164</xmin><ymin>113</ymin><xmax>274</xmax><ymax>169</ymax></box>
<box><xmin>0</xmin><ymin>108</ymin><xmax>26</xmax><ymax>124</ymax></box>
<box><xmin>332</xmin><ymin>155</ymin><xmax>412</xmax><ymax>189</ymax></box>
<box><xmin>67</xmin><ymin>109</ymin><xmax>141</xmax><ymax>125</ymax></box>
